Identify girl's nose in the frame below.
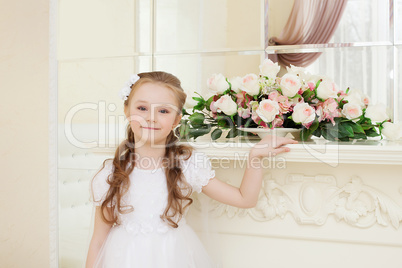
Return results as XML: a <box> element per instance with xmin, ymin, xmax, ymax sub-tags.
<box><xmin>146</xmin><ymin>110</ymin><xmax>156</xmax><ymax>123</ymax></box>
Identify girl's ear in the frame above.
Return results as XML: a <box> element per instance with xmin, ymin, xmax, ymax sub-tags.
<box><xmin>173</xmin><ymin>114</ymin><xmax>182</xmax><ymax>128</ymax></box>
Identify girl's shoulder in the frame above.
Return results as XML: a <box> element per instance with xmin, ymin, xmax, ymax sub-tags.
<box><xmin>180</xmin><ymin>149</ymin><xmax>215</xmax><ymax>193</ymax></box>
<box><xmin>94</xmin><ymin>158</ymin><xmax>115</xmax><ymax>179</ymax></box>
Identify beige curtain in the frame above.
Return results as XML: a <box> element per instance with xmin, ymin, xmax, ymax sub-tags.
<box><xmin>269</xmin><ymin>0</ymin><xmax>348</xmax><ymax>67</ymax></box>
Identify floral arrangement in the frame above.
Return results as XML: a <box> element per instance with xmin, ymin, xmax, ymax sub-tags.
<box><xmin>179</xmin><ymin>59</ymin><xmax>400</xmax><ymax>141</ymax></box>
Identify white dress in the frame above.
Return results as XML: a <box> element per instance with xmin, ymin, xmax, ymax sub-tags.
<box><xmin>90</xmin><ymin>150</ymin><xmax>217</xmax><ymax>268</ymax></box>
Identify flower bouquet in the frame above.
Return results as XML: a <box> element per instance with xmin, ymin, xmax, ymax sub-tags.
<box><xmin>179</xmin><ymin>59</ymin><xmax>396</xmax><ymax>142</ymax></box>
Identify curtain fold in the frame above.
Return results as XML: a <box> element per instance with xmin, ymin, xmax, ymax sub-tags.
<box><xmin>268</xmin><ymin>0</ymin><xmax>348</xmax><ymax>68</ymax></box>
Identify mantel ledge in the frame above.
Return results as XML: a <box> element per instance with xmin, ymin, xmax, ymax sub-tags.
<box><xmin>180</xmin><ymin>139</ymin><xmax>402</xmax><ymax>166</ymax></box>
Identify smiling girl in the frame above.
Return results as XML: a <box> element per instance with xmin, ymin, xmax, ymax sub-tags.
<box><xmin>85</xmin><ymin>71</ymin><xmax>297</xmax><ymax>268</ymax></box>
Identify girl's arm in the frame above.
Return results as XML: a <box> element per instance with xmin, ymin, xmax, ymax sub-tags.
<box><xmin>201</xmin><ymin>135</ymin><xmax>298</xmax><ymax>208</ymax></box>
<box><xmin>85</xmin><ymin>206</ymin><xmax>114</xmax><ymax>268</ymax></box>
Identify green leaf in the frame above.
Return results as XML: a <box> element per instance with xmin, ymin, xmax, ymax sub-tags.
<box><xmin>312</xmin><ymin>127</ymin><xmax>321</xmax><ymax>138</ymax></box>
<box><xmin>353</xmin><ymin>133</ymin><xmax>367</xmax><ymax>139</ymax></box>
<box><xmin>339</xmin><ymin>123</ymin><xmax>354</xmax><ymax>138</ymax></box>
<box><xmin>293</xmin><ymin>93</ymin><xmax>302</xmax><ymax>99</ymax></box>
<box><xmin>328</xmin><ymin>127</ymin><xmax>340</xmax><ymax>138</ymax></box>
<box><xmin>314</xmin><ymin>80</ymin><xmax>321</xmax><ymax>94</ymax></box>
<box><xmin>205</xmin><ymin>96</ymin><xmax>214</xmax><ymax>111</ymax></box>
<box><xmin>365</xmin><ymin>127</ymin><xmax>380</xmax><ymax>137</ymax></box>
<box><xmin>349</xmin><ymin>122</ymin><xmax>365</xmax><ymax>134</ymax></box>
<box><xmin>302</xmin><ymin>90</ymin><xmax>314</xmax><ymax>101</ymax></box>
<box><xmin>226</xmin><ymin>128</ymin><xmax>238</xmax><ymax>138</ymax></box>
<box><xmin>189</xmin><ymin>112</ymin><xmax>205</xmax><ymax>126</ymax></box>
<box><xmin>189</xmin><ymin>127</ymin><xmax>211</xmax><ymax>140</ymax></box>
<box><xmin>179</xmin><ymin>121</ymin><xmax>190</xmax><ymax>138</ymax></box>
<box><xmin>216</xmin><ymin>115</ymin><xmax>233</xmax><ymax>128</ymax></box>
<box><xmin>192</xmin><ymin>103</ymin><xmax>205</xmax><ymax>111</ymax></box>
<box><xmin>192</xmin><ymin>96</ymin><xmax>204</xmax><ymax>102</ymax></box>
<box><xmin>211</xmin><ymin>128</ymin><xmax>223</xmax><ymax>140</ymax></box>
<box><xmin>182</xmin><ymin>108</ymin><xmax>190</xmax><ymax>116</ymax></box>
<box><xmin>321</xmin><ymin>129</ymin><xmax>335</xmax><ymax>141</ymax></box>
<box><xmin>300</xmin><ymin>120</ymin><xmax>319</xmax><ymax>141</ymax></box>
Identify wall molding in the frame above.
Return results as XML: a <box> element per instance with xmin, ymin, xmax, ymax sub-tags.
<box><xmin>195</xmin><ymin>173</ymin><xmax>402</xmax><ymax>229</ymax></box>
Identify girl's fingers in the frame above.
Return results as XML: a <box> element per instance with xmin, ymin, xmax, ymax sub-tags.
<box><xmin>275</xmin><ymin>139</ymin><xmax>298</xmax><ymax>148</ymax></box>
<box><xmin>272</xmin><ymin>146</ymin><xmax>291</xmax><ymax>155</ymax></box>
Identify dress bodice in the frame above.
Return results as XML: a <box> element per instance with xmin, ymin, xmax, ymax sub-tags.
<box><xmin>90</xmin><ymin>150</ymin><xmax>216</xmax><ymax>236</ymax></box>
<box><xmin>119</xmin><ymin>167</ymin><xmax>183</xmax><ymax>235</ymax></box>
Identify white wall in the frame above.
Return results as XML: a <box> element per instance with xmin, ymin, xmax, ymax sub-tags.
<box><xmin>0</xmin><ymin>0</ymin><xmax>50</xmax><ymax>267</ymax></box>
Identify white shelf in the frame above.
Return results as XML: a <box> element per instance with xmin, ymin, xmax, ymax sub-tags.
<box><xmin>186</xmin><ymin>139</ymin><xmax>402</xmax><ymax>166</ymax></box>
<box><xmin>265</xmin><ymin>42</ymin><xmax>394</xmax><ymax>54</ymax></box>
<box><xmin>82</xmin><ymin>139</ymin><xmax>402</xmax><ymax>166</ymax></box>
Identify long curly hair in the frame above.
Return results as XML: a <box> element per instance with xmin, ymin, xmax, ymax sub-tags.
<box><xmin>92</xmin><ymin>71</ymin><xmax>194</xmax><ymax>228</ymax></box>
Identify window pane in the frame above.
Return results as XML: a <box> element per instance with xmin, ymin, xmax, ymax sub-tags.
<box><xmin>154</xmin><ymin>52</ymin><xmax>264</xmax><ymax>98</ymax></box>
<box><xmin>155</xmin><ymin>0</ymin><xmax>264</xmax><ymax>53</ymax></box>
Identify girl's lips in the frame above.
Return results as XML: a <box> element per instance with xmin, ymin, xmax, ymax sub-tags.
<box><xmin>142</xmin><ymin>127</ymin><xmax>160</xmax><ymax>130</ymax></box>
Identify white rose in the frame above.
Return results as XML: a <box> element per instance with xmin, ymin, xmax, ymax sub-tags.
<box><xmin>214</xmin><ymin>95</ymin><xmax>238</xmax><ymax>115</ymax></box>
<box><xmin>280</xmin><ymin>73</ymin><xmax>301</xmax><ymax>97</ymax></box>
<box><xmin>286</xmin><ymin>64</ymin><xmax>311</xmax><ymax>81</ymax></box>
<box><xmin>365</xmin><ymin>103</ymin><xmax>389</xmax><ymax>123</ymax></box>
<box><xmin>292</xmin><ymin>103</ymin><xmax>316</xmax><ymax>124</ymax></box>
<box><xmin>240</xmin><ymin>74</ymin><xmax>261</xmax><ymax>96</ymax></box>
<box><xmin>207</xmin><ymin>73</ymin><xmax>229</xmax><ymax>94</ymax></box>
<box><xmin>344</xmin><ymin>88</ymin><xmax>365</xmax><ymax>108</ymax></box>
<box><xmin>229</xmin><ymin>76</ymin><xmax>242</xmax><ymax>93</ymax></box>
<box><xmin>342</xmin><ymin>102</ymin><xmax>363</xmax><ymax>120</ymax></box>
<box><xmin>317</xmin><ymin>80</ymin><xmax>339</xmax><ymax>100</ymax></box>
<box><xmin>259</xmin><ymin>59</ymin><xmax>280</xmax><ymax>80</ymax></box>
<box><xmin>256</xmin><ymin>99</ymin><xmax>280</xmax><ymax>123</ymax></box>
<box><xmin>382</xmin><ymin>122</ymin><xmax>402</xmax><ymax>140</ymax></box>
<box><xmin>183</xmin><ymin>91</ymin><xmax>198</xmax><ymax>109</ymax></box>
<box><xmin>305</xmin><ymin>74</ymin><xmax>321</xmax><ymax>85</ymax></box>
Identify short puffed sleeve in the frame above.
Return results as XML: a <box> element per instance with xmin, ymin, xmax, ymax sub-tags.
<box><xmin>90</xmin><ymin>159</ymin><xmax>114</xmax><ymax>206</ymax></box>
<box><xmin>181</xmin><ymin>151</ymin><xmax>215</xmax><ymax>193</ymax></box>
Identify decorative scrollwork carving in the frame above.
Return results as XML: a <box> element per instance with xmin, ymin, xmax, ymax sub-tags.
<box><xmin>194</xmin><ymin>174</ymin><xmax>402</xmax><ymax>229</ymax></box>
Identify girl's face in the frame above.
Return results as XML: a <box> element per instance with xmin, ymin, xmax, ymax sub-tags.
<box><xmin>124</xmin><ymin>82</ymin><xmax>182</xmax><ymax>147</ymax></box>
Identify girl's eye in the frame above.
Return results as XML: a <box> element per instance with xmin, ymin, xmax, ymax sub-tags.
<box><xmin>160</xmin><ymin>109</ymin><xmax>169</xmax><ymax>114</ymax></box>
<box><xmin>137</xmin><ymin>106</ymin><xmax>147</xmax><ymax>111</ymax></box>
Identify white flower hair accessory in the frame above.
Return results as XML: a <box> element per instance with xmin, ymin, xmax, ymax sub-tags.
<box><xmin>119</xmin><ymin>74</ymin><xmax>140</xmax><ymax>101</ymax></box>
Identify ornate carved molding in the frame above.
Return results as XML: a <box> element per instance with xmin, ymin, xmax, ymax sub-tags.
<box><xmin>196</xmin><ymin>174</ymin><xmax>402</xmax><ymax>229</ymax></box>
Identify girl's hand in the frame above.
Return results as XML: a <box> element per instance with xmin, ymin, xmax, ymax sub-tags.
<box><xmin>249</xmin><ymin>135</ymin><xmax>298</xmax><ymax>159</ymax></box>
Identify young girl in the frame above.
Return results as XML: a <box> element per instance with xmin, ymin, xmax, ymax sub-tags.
<box><xmin>85</xmin><ymin>71</ymin><xmax>297</xmax><ymax>267</ymax></box>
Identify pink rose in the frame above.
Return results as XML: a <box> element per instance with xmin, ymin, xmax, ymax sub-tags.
<box><xmin>214</xmin><ymin>95</ymin><xmax>238</xmax><ymax>115</ymax></box>
<box><xmin>256</xmin><ymin>99</ymin><xmax>280</xmax><ymax>123</ymax></box>
<box><xmin>210</xmin><ymin>101</ymin><xmax>218</xmax><ymax>113</ymax></box>
<box><xmin>238</xmin><ymin>107</ymin><xmax>251</xmax><ymax>119</ymax></box>
<box><xmin>268</xmin><ymin>91</ymin><xmax>279</xmax><ymax>101</ymax></box>
<box><xmin>280</xmin><ymin>73</ymin><xmax>301</xmax><ymax>97</ymax></box>
<box><xmin>317</xmin><ymin>80</ymin><xmax>339</xmax><ymax>99</ymax></box>
<box><xmin>240</xmin><ymin>74</ymin><xmax>261</xmax><ymax>96</ymax></box>
<box><xmin>307</xmin><ymin>82</ymin><xmax>315</xmax><ymax>91</ymax></box>
<box><xmin>207</xmin><ymin>73</ymin><xmax>229</xmax><ymax>94</ymax></box>
<box><xmin>363</xmin><ymin>97</ymin><xmax>370</xmax><ymax>106</ymax></box>
<box><xmin>292</xmin><ymin>103</ymin><xmax>316</xmax><ymax>126</ymax></box>
<box><xmin>316</xmin><ymin>98</ymin><xmax>341</xmax><ymax>125</ymax></box>
<box><xmin>277</xmin><ymin>95</ymin><xmax>291</xmax><ymax>113</ymax></box>
<box><xmin>259</xmin><ymin>59</ymin><xmax>280</xmax><ymax>80</ymax></box>
<box><xmin>272</xmin><ymin>116</ymin><xmax>284</xmax><ymax>128</ymax></box>
<box><xmin>342</xmin><ymin>103</ymin><xmax>363</xmax><ymax>120</ymax></box>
